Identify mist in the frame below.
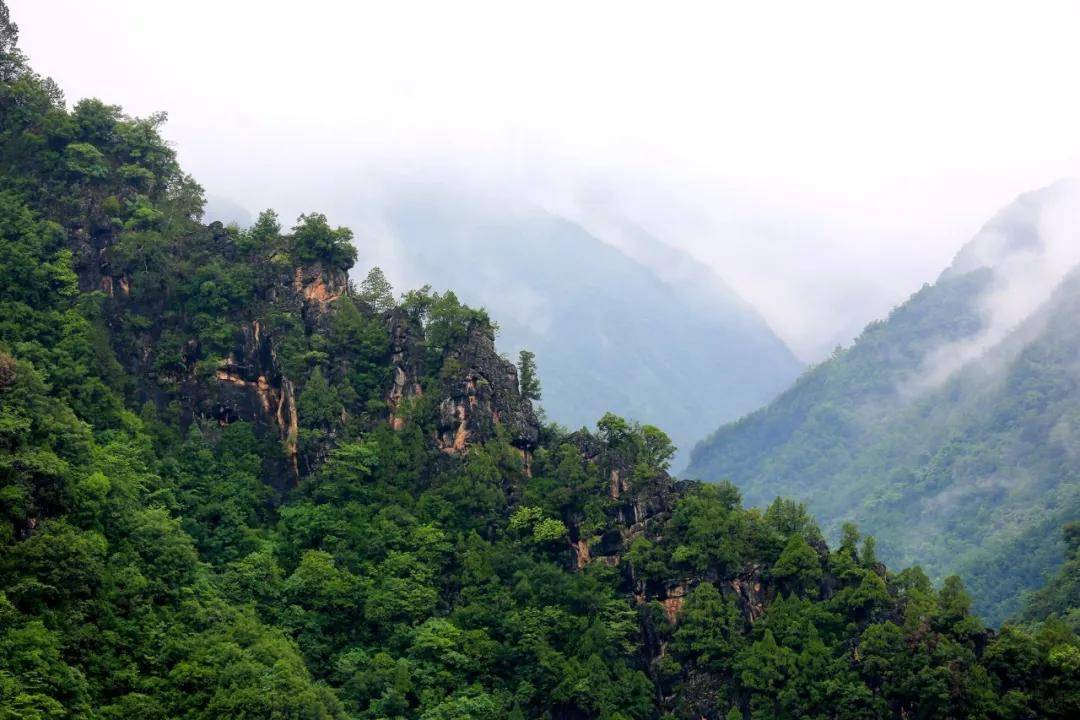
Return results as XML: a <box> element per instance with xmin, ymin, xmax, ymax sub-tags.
<box><xmin>12</xmin><ymin>0</ymin><xmax>1080</xmax><ymax>360</ymax></box>
<box><xmin>908</xmin><ymin>180</ymin><xmax>1080</xmax><ymax>394</ymax></box>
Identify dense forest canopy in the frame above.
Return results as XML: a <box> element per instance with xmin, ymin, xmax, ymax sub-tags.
<box><xmin>0</xmin><ymin>4</ymin><xmax>1077</xmax><ymax>718</ymax></box>
<box><xmin>687</xmin><ymin>189</ymin><xmax>1080</xmax><ymax>625</ymax></box>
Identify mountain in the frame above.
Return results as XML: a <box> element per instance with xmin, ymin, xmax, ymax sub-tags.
<box><xmin>1</xmin><ymin>4</ymin><xmax>1078</xmax><ymax>717</ymax></box>
<box><xmin>1018</xmin><ymin>523</ymin><xmax>1080</xmax><ymax>632</ymax></box>
<box><xmin>203</xmin><ymin>194</ymin><xmax>253</xmax><ymax>227</ymax></box>
<box><xmin>349</xmin><ymin>194</ymin><xmax>802</xmax><ymax>469</ymax></box>
<box><xmin>687</xmin><ymin>181</ymin><xmax>1080</xmax><ymax>623</ymax></box>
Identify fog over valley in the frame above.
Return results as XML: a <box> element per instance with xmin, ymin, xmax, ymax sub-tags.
<box><xmin>6</xmin><ymin>2</ymin><xmax>1080</xmax><ymax>717</ymax></box>
<box><xmin>14</xmin><ymin>0</ymin><xmax>1080</xmax><ymax>364</ymax></box>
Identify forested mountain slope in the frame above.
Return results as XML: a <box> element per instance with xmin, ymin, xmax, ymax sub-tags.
<box><xmin>0</xmin><ymin>5</ymin><xmax>1077</xmax><ymax>718</ymax></box>
<box><xmin>349</xmin><ymin>195</ymin><xmax>802</xmax><ymax>468</ymax></box>
<box><xmin>1018</xmin><ymin>523</ymin><xmax>1080</xmax><ymax>631</ymax></box>
<box><xmin>687</xmin><ymin>181</ymin><xmax>1080</xmax><ymax>623</ymax></box>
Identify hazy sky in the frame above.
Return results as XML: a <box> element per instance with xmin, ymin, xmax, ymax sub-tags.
<box><xmin>12</xmin><ymin>0</ymin><xmax>1080</xmax><ymax>359</ymax></box>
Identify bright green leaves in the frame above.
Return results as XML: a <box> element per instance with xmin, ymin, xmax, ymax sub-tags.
<box><xmin>297</xmin><ymin>367</ymin><xmax>344</xmax><ymax>467</ymax></box>
<box><xmin>154</xmin><ymin>607</ymin><xmax>347</xmax><ymax>720</ymax></box>
<box><xmin>671</xmin><ymin>583</ymin><xmax>744</xmax><ymax>674</ymax></box>
<box><xmin>119</xmin><ymin>506</ymin><xmax>200</xmax><ymax>603</ymax></box>
<box><xmin>668</xmin><ymin>483</ymin><xmax>748</xmax><ymax>574</ymax></box>
<box><xmin>63</xmin><ymin>141</ymin><xmax>107</xmax><ymax>179</ymax></box>
<box><xmin>291</xmin><ymin>212</ymin><xmax>357</xmax><ymax>270</ymax></box>
<box><xmin>532</xmin><ymin>518</ymin><xmax>569</xmax><ymax>544</ymax></box>
<box><xmin>509</xmin><ymin>506</ymin><xmax>567</xmax><ymax>545</ymax></box>
<box><xmin>517</xmin><ymin>350</ymin><xmax>541</xmax><ymax>402</ymax></box>
<box><xmin>3</xmin><ymin>519</ymin><xmax>106</xmax><ymax>610</ymax></box>
<box><xmin>0</xmin><ymin>192</ymin><xmax>77</xmax><ymax>318</ymax></box>
<box><xmin>327</xmin><ymin>297</ymin><xmax>391</xmax><ymax>411</ymax></box>
<box><xmin>596</xmin><ymin>412</ymin><xmax>675</xmax><ymax>473</ymax></box>
<box><xmin>364</xmin><ymin>550</ymin><xmax>440</xmax><ymax>627</ymax></box>
<box><xmin>282</xmin><ymin>550</ymin><xmax>362</xmax><ymax>671</ymax></box>
<box><xmin>357</xmin><ymin>266</ymin><xmax>395</xmax><ymax>313</ymax></box>
<box><xmin>772</xmin><ymin>533</ymin><xmax>823</xmax><ymax>596</ymax></box>
<box><xmin>0</xmin><ymin>593</ymin><xmax>89</xmax><ymax>718</ymax></box>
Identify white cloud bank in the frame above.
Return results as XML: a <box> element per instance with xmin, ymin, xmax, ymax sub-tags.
<box><xmin>12</xmin><ymin>0</ymin><xmax>1080</xmax><ymax>359</ymax></box>
<box><xmin>911</xmin><ymin>180</ymin><xmax>1080</xmax><ymax>392</ymax></box>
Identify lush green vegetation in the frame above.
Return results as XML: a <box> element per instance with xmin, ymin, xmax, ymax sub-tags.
<box><xmin>1</xmin><ymin>5</ymin><xmax>1078</xmax><ymax>718</ymax></box>
<box><xmin>688</xmin><ymin>221</ymin><xmax>1080</xmax><ymax>624</ymax></box>
<box><xmin>1018</xmin><ymin>523</ymin><xmax>1080</xmax><ymax>633</ymax></box>
<box><xmin>369</xmin><ymin>196</ymin><xmax>804</xmax><ymax>471</ymax></box>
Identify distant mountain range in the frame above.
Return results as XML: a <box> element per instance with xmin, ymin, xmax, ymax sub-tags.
<box><xmin>6</xmin><ymin>7</ymin><xmax>1077</xmax><ymax>713</ymax></box>
<box><xmin>687</xmin><ymin>180</ymin><xmax>1080</xmax><ymax>623</ymax></box>
<box><xmin>343</xmin><ymin>194</ymin><xmax>804</xmax><ymax>469</ymax></box>
<box><xmin>203</xmin><ymin>195</ymin><xmax>253</xmax><ymax>227</ymax></box>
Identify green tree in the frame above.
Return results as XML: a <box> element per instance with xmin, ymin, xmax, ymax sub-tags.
<box><xmin>671</xmin><ymin>582</ymin><xmax>743</xmax><ymax>674</ymax></box>
<box><xmin>1</xmin><ymin>13</ymin><xmax>1074</xmax><ymax>718</ymax></box>
<box><xmin>736</xmin><ymin>629</ymin><xmax>795</xmax><ymax>717</ymax></box>
<box><xmin>0</xmin><ymin>0</ymin><xmax>25</xmax><ymax>80</ymax></box>
<box><xmin>518</xmin><ymin>349</ymin><xmax>541</xmax><ymax>401</ymax></box>
<box><xmin>640</xmin><ymin>425</ymin><xmax>676</xmax><ymax>472</ymax></box>
<box><xmin>358</xmin><ymin>266</ymin><xmax>395</xmax><ymax>313</ymax></box>
<box><xmin>291</xmin><ymin>212</ymin><xmax>357</xmax><ymax>269</ymax></box>
<box><xmin>772</xmin><ymin>533</ymin><xmax>822</xmax><ymax>596</ymax></box>
<box><xmin>861</xmin><ymin>535</ymin><xmax>878</xmax><ymax>568</ymax></box>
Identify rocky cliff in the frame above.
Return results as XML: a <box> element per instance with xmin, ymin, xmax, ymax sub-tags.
<box><xmin>70</xmin><ymin>215</ymin><xmax>539</xmax><ymax>489</ymax></box>
<box><xmin>64</xmin><ymin>206</ymin><xmax>860</xmax><ymax>713</ymax></box>
<box><xmin>389</xmin><ymin>314</ymin><xmax>540</xmax><ymax>458</ymax></box>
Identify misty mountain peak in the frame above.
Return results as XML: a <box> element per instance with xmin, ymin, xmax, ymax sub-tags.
<box><xmin>356</xmin><ymin>190</ymin><xmax>802</xmax><ymax>468</ymax></box>
<box><xmin>945</xmin><ymin>178</ymin><xmax>1080</xmax><ymax>278</ymax></box>
<box><xmin>689</xmin><ymin>180</ymin><xmax>1080</xmax><ymax>623</ymax></box>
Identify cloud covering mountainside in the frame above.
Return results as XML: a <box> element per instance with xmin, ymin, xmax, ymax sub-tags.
<box><xmin>687</xmin><ymin>180</ymin><xmax>1080</xmax><ymax>622</ymax></box>
<box><xmin>336</xmin><ymin>192</ymin><xmax>803</xmax><ymax>468</ymax></box>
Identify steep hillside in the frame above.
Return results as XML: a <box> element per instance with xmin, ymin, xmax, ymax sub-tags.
<box><xmin>353</xmin><ymin>195</ymin><xmax>802</xmax><ymax>467</ymax></box>
<box><xmin>687</xmin><ymin>182</ymin><xmax>1080</xmax><ymax>623</ymax></box>
<box><xmin>1018</xmin><ymin>523</ymin><xmax>1080</xmax><ymax>632</ymax></box>
<box><xmin>1</xmin><ymin>5</ymin><xmax>1077</xmax><ymax>718</ymax></box>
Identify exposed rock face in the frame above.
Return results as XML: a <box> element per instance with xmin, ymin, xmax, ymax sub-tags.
<box><xmin>207</xmin><ymin>346</ymin><xmax>300</xmax><ymax>482</ymax></box>
<box><xmin>294</xmin><ymin>262</ymin><xmax>348</xmax><ymax>306</ymax></box>
<box><xmin>384</xmin><ymin>313</ymin><xmax>540</xmax><ymax>457</ymax></box>
<box><xmin>727</xmin><ymin>567</ymin><xmax>771</xmax><ymax>622</ymax></box>
<box><xmin>565</xmin><ymin>431</ymin><xmax>681</xmax><ymax>571</ymax></box>
<box><xmin>572</xmin><ymin>464</ymin><xmax>776</xmax><ymax>621</ymax></box>
<box><xmin>559</xmin><ymin>436</ymin><xmax>790</xmax><ymax>704</ymax></box>
<box><xmin>436</xmin><ymin>325</ymin><xmax>540</xmax><ymax>454</ymax></box>
<box><xmin>72</xmin><ymin>220</ymin><xmax>121</xmax><ymax>296</ymax></box>
<box><xmin>174</xmin><ymin>260</ymin><xmax>343</xmax><ymax>486</ymax></box>
<box><xmin>77</xmin><ymin>219</ymin><xmax>355</xmax><ymax>488</ymax></box>
<box><xmin>386</xmin><ymin>310</ymin><xmax>426</xmax><ymax>432</ymax></box>
<box><xmin>659</xmin><ymin>581</ymin><xmax>690</xmax><ymax>623</ymax></box>
<box><xmin>79</xmin><ymin>215</ymin><xmax>540</xmax><ymax>489</ymax></box>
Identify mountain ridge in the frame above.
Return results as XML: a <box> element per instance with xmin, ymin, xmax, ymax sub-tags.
<box><xmin>348</xmin><ymin>192</ymin><xmax>802</xmax><ymax>468</ymax></box>
<box><xmin>1</xmin><ymin>5</ymin><xmax>1078</xmax><ymax>717</ymax></box>
<box><xmin>687</xmin><ymin>181</ymin><xmax>1080</xmax><ymax>623</ymax></box>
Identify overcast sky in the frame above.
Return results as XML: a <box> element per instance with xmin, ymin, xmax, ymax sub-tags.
<box><xmin>12</xmin><ymin>0</ymin><xmax>1080</xmax><ymax>360</ymax></box>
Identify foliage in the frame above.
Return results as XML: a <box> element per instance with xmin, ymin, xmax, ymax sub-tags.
<box><xmin>518</xmin><ymin>349</ymin><xmax>541</xmax><ymax>401</ymax></box>
<box><xmin>290</xmin><ymin>213</ymin><xmax>357</xmax><ymax>270</ymax></box>
<box><xmin>1018</xmin><ymin>522</ymin><xmax>1080</xmax><ymax>632</ymax></box>
<box><xmin>0</xmin><ymin>7</ymin><xmax>1076</xmax><ymax>718</ymax></box>
<box><xmin>688</xmin><ymin>254</ymin><xmax>1080</xmax><ymax>623</ymax></box>
<box><xmin>357</xmin><ymin>266</ymin><xmax>395</xmax><ymax>313</ymax></box>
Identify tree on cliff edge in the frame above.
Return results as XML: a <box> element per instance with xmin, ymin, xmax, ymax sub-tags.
<box><xmin>518</xmin><ymin>349</ymin><xmax>541</xmax><ymax>401</ymax></box>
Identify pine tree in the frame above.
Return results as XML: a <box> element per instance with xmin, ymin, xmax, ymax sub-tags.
<box><xmin>772</xmin><ymin>533</ymin><xmax>823</xmax><ymax>595</ymax></box>
<box><xmin>518</xmin><ymin>349</ymin><xmax>541</xmax><ymax>401</ymax></box>
<box><xmin>358</xmin><ymin>266</ymin><xmax>395</xmax><ymax>312</ymax></box>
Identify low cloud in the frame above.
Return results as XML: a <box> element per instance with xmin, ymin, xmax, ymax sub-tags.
<box><xmin>906</xmin><ymin>180</ymin><xmax>1080</xmax><ymax>394</ymax></box>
